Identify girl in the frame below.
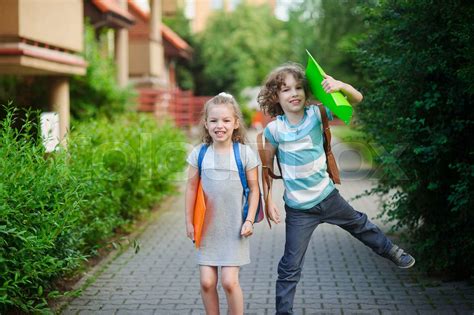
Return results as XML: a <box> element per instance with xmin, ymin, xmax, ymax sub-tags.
<box><xmin>185</xmin><ymin>92</ymin><xmax>260</xmax><ymax>315</ymax></box>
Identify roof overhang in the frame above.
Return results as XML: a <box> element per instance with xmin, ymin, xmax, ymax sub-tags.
<box><xmin>87</xmin><ymin>0</ymin><xmax>135</xmax><ymax>29</ymax></box>
<box><xmin>0</xmin><ymin>42</ymin><xmax>86</xmax><ymax>75</ymax></box>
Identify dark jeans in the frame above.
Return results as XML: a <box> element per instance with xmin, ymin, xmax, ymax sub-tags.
<box><xmin>275</xmin><ymin>189</ymin><xmax>393</xmax><ymax>315</ymax></box>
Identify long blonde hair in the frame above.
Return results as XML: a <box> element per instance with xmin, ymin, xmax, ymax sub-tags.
<box><xmin>200</xmin><ymin>92</ymin><xmax>247</xmax><ymax>145</ymax></box>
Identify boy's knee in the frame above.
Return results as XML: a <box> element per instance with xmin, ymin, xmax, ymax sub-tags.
<box><xmin>278</xmin><ymin>258</ymin><xmax>302</xmax><ymax>281</ymax></box>
<box><xmin>200</xmin><ymin>278</ymin><xmax>217</xmax><ymax>292</ymax></box>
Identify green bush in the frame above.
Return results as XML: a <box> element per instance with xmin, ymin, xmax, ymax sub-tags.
<box><xmin>355</xmin><ymin>1</ymin><xmax>474</xmax><ymax>277</ymax></box>
<box><xmin>0</xmin><ymin>107</ymin><xmax>187</xmax><ymax>313</ymax></box>
<box><xmin>0</xmin><ymin>109</ymin><xmax>82</xmax><ymax>312</ymax></box>
<box><xmin>68</xmin><ymin>113</ymin><xmax>187</xmax><ymax>248</ymax></box>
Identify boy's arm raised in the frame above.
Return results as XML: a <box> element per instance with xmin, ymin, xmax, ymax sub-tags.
<box><xmin>322</xmin><ymin>74</ymin><xmax>363</xmax><ymax>105</ymax></box>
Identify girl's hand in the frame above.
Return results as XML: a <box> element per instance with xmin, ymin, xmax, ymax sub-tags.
<box><xmin>241</xmin><ymin>220</ymin><xmax>254</xmax><ymax>237</ymax></box>
<box><xmin>322</xmin><ymin>74</ymin><xmax>345</xmax><ymax>94</ymax></box>
<box><xmin>186</xmin><ymin>222</ymin><xmax>194</xmax><ymax>241</ymax></box>
<box><xmin>267</xmin><ymin>201</ymin><xmax>281</xmax><ymax>224</ymax></box>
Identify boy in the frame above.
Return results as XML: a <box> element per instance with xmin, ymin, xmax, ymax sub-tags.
<box><xmin>257</xmin><ymin>63</ymin><xmax>415</xmax><ymax>314</ymax></box>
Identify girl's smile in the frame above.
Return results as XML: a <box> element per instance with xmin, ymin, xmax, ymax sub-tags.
<box><xmin>205</xmin><ymin>104</ymin><xmax>239</xmax><ymax>146</ymax></box>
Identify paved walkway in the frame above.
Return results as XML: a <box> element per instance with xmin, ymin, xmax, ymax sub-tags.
<box><xmin>62</xmin><ymin>131</ymin><xmax>474</xmax><ymax>315</ymax></box>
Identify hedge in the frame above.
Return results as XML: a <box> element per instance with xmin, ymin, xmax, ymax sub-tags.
<box><xmin>355</xmin><ymin>0</ymin><xmax>474</xmax><ymax>277</ymax></box>
<box><xmin>0</xmin><ymin>108</ymin><xmax>187</xmax><ymax>312</ymax></box>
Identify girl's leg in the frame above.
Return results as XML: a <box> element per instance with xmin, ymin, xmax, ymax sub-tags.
<box><xmin>221</xmin><ymin>266</ymin><xmax>244</xmax><ymax>315</ymax></box>
<box><xmin>200</xmin><ymin>265</ymin><xmax>220</xmax><ymax>315</ymax></box>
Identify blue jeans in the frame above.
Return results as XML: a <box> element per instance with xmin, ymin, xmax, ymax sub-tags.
<box><xmin>275</xmin><ymin>189</ymin><xmax>393</xmax><ymax>315</ymax></box>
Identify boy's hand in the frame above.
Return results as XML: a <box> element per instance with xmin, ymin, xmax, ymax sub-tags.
<box><xmin>186</xmin><ymin>222</ymin><xmax>194</xmax><ymax>241</ymax></box>
<box><xmin>322</xmin><ymin>74</ymin><xmax>345</xmax><ymax>94</ymax></box>
<box><xmin>241</xmin><ymin>220</ymin><xmax>254</xmax><ymax>237</ymax></box>
<box><xmin>267</xmin><ymin>201</ymin><xmax>281</xmax><ymax>224</ymax></box>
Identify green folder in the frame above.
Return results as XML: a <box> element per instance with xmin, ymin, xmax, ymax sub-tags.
<box><xmin>305</xmin><ymin>50</ymin><xmax>353</xmax><ymax>125</ymax></box>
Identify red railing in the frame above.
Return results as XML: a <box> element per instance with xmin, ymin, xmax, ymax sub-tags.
<box><xmin>137</xmin><ymin>88</ymin><xmax>211</xmax><ymax>127</ymax></box>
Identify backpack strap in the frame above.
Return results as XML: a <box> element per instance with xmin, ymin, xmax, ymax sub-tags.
<box><xmin>316</xmin><ymin>104</ymin><xmax>341</xmax><ymax>184</ymax></box>
<box><xmin>197</xmin><ymin>144</ymin><xmax>209</xmax><ymax>177</ymax></box>
<box><xmin>233</xmin><ymin>142</ymin><xmax>252</xmax><ymax>223</ymax></box>
<box><xmin>233</xmin><ymin>142</ymin><xmax>267</xmax><ymax>225</ymax></box>
<box><xmin>233</xmin><ymin>142</ymin><xmax>250</xmax><ymax>199</ymax></box>
<box><xmin>317</xmin><ymin>104</ymin><xmax>331</xmax><ymax>151</ymax></box>
<box><xmin>256</xmin><ymin>132</ymin><xmax>282</xmax><ymax>180</ymax></box>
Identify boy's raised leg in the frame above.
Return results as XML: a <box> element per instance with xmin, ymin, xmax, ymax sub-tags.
<box><xmin>320</xmin><ymin>190</ymin><xmax>391</xmax><ymax>254</ymax></box>
<box><xmin>320</xmin><ymin>189</ymin><xmax>415</xmax><ymax>268</ymax></box>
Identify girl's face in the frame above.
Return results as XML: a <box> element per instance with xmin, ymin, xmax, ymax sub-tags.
<box><xmin>205</xmin><ymin>103</ymin><xmax>239</xmax><ymax>145</ymax></box>
<box><xmin>277</xmin><ymin>73</ymin><xmax>306</xmax><ymax>115</ymax></box>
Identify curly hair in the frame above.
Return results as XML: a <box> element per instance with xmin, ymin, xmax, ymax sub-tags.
<box><xmin>257</xmin><ymin>63</ymin><xmax>310</xmax><ymax>117</ymax></box>
<box><xmin>200</xmin><ymin>92</ymin><xmax>247</xmax><ymax>145</ymax></box>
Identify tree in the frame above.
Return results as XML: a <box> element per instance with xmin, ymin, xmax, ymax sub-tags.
<box><xmin>195</xmin><ymin>4</ymin><xmax>289</xmax><ymax>95</ymax></box>
<box><xmin>286</xmin><ymin>0</ymin><xmax>367</xmax><ymax>84</ymax></box>
<box><xmin>355</xmin><ymin>0</ymin><xmax>474</xmax><ymax>277</ymax></box>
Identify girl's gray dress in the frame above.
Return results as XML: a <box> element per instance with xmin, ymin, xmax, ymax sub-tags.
<box><xmin>187</xmin><ymin>143</ymin><xmax>260</xmax><ymax>266</ymax></box>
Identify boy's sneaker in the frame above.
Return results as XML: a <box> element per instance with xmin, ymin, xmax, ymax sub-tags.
<box><xmin>382</xmin><ymin>245</ymin><xmax>415</xmax><ymax>269</ymax></box>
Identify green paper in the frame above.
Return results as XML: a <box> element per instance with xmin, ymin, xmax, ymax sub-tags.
<box><xmin>305</xmin><ymin>50</ymin><xmax>353</xmax><ymax>125</ymax></box>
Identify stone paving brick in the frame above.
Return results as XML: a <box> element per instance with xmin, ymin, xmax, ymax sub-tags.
<box><xmin>342</xmin><ymin>311</ymin><xmax>373</xmax><ymax>315</ymax></box>
<box><xmin>416</xmin><ymin>310</ymin><xmax>450</xmax><ymax>315</ymax></box>
<box><xmin>65</xmin><ymin>304</ymin><xmax>104</xmax><ymax>311</ymax></box>
<box><xmin>306</xmin><ymin>310</ymin><xmax>342</xmax><ymax>315</ymax></box>
<box><xmin>77</xmin><ymin>311</ymin><xmax>116</xmax><ymax>315</ymax></box>
<box><xmin>61</xmin><ymin>133</ymin><xmax>474</xmax><ymax>314</ymax></box>
<box><xmin>117</xmin><ymin>310</ymin><xmax>154</xmax><ymax>315</ymax></box>
<box><xmin>359</xmin><ymin>303</ymin><xmax>397</xmax><ymax>310</ymax></box>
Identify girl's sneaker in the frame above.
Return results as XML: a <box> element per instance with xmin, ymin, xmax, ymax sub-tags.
<box><xmin>382</xmin><ymin>245</ymin><xmax>415</xmax><ymax>269</ymax></box>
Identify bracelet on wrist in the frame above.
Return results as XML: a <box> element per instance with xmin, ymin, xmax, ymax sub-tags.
<box><xmin>245</xmin><ymin>219</ymin><xmax>254</xmax><ymax>226</ymax></box>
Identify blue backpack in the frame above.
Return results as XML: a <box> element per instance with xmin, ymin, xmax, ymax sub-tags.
<box><xmin>197</xmin><ymin>142</ymin><xmax>264</xmax><ymax>223</ymax></box>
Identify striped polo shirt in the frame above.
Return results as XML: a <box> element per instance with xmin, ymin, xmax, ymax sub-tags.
<box><xmin>264</xmin><ymin>105</ymin><xmax>335</xmax><ymax>210</ymax></box>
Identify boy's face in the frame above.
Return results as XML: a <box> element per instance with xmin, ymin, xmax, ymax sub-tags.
<box><xmin>277</xmin><ymin>74</ymin><xmax>306</xmax><ymax>116</ymax></box>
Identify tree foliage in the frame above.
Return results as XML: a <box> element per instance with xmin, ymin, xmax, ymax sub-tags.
<box><xmin>286</xmin><ymin>0</ymin><xmax>367</xmax><ymax>83</ymax></box>
<box><xmin>195</xmin><ymin>4</ymin><xmax>289</xmax><ymax>95</ymax></box>
<box><xmin>355</xmin><ymin>0</ymin><xmax>474</xmax><ymax>277</ymax></box>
